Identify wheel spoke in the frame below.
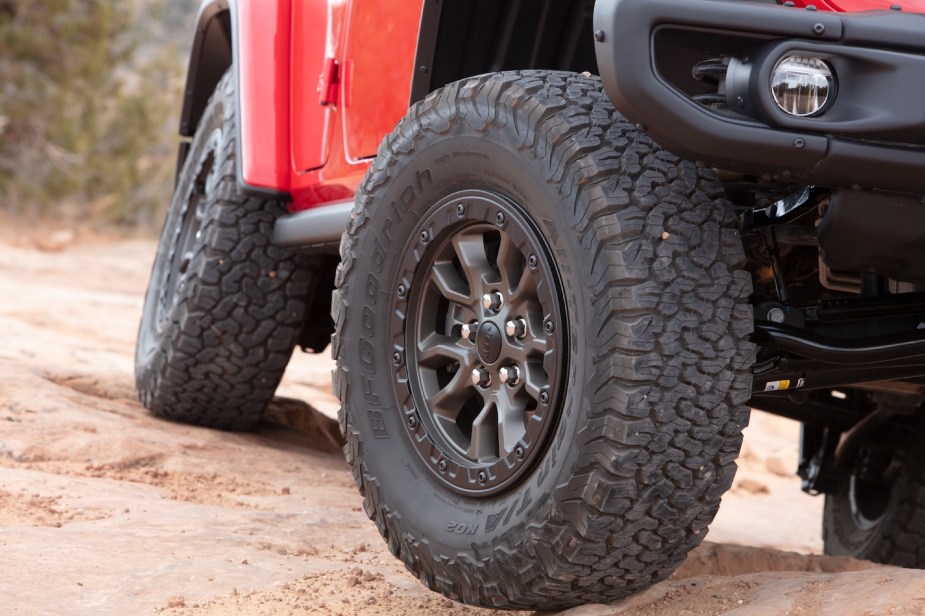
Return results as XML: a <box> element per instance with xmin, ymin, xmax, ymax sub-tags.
<box><xmin>497</xmin><ymin>393</ymin><xmax>527</xmax><ymax>456</ymax></box>
<box><xmin>522</xmin><ymin>360</ymin><xmax>546</xmax><ymax>402</ymax></box>
<box><xmin>496</xmin><ymin>232</ymin><xmax>524</xmax><ymax>296</ymax></box>
<box><xmin>429</xmin><ymin>368</ymin><xmax>474</xmax><ymax>424</ymax></box>
<box><xmin>429</xmin><ymin>260</ymin><xmax>472</xmax><ymax>306</ymax></box>
<box><xmin>527</xmin><ymin>334</ymin><xmax>549</xmax><ymax>357</ymax></box>
<box><xmin>418</xmin><ymin>332</ymin><xmax>471</xmax><ymax>368</ymax></box>
<box><xmin>523</xmin><ymin>307</ymin><xmax>549</xmax><ymax>356</ymax></box>
<box><xmin>467</xmin><ymin>401</ymin><xmax>498</xmax><ymax>462</ymax></box>
<box><xmin>453</xmin><ymin>233</ymin><xmax>496</xmax><ymax>292</ymax></box>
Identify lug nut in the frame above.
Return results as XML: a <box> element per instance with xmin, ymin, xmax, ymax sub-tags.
<box><xmin>460</xmin><ymin>321</ymin><xmax>478</xmax><ymax>342</ymax></box>
<box><xmin>471</xmin><ymin>368</ymin><xmax>491</xmax><ymax>388</ymax></box>
<box><xmin>482</xmin><ymin>292</ymin><xmax>504</xmax><ymax>312</ymax></box>
<box><xmin>505</xmin><ymin>318</ymin><xmax>527</xmax><ymax>340</ymax></box>
<box><xmin>499</xmin><ymin>365</ymin><xmax>520</xmax><ymax>386</ymax></box>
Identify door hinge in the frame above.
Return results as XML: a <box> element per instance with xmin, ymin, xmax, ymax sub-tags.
<box><xmin>318</xmin><ymin>57</ymin><xmax>339</xmax><ymax>106</ymax></box>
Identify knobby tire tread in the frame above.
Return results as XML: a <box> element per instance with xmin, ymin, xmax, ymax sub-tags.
<box><xmin>333</xmin><ymin>71</ymin><xmax>755</xmax><ymax>609</ymax></box>
<box><xmin>136</xmin><ymin>72</ymin><xmax>314</xmax><ymax>431</ymax></box>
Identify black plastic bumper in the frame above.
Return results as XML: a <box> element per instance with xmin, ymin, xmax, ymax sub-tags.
<box><xmin>593</xmin><ymin>0</ymin><xmax>925</xmax><ymax>193</ymax></box>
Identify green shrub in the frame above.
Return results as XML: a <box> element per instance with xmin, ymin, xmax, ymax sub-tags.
<box><xmin>0</xmin><ymin>0</ymin><xmax>185</xmax><ymax>228</ymax></box>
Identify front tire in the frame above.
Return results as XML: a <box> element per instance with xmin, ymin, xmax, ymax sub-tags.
<box><xmin>136</xmin><ymin>70</ymin><xmax>313</xmax><ymax>430</ymax></box>
<box><xmin>333</xmin><ymin>71</ymin><xmax>755</xmax><ymax>609</ymax></box>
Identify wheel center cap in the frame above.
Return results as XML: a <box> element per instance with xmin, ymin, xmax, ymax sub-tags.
<box><xmin>476</xmin><ymin>321</ymin><xmax>503</xmax><ymax>365</ymax></box>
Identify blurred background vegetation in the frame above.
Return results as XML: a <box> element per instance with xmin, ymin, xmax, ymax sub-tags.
<box><xmin>0</xmin><ymin>0</ymin><xmax>195</xmax><ymax>230</ymax></box>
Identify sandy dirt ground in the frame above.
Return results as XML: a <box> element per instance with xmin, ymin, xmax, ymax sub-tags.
<box><xmin>2</xmin><ymin>227</ymin><xmax>925</xmax><ymax>615</ymax></box>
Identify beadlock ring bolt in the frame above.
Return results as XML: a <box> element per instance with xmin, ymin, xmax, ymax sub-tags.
<box><xmin>408</xmin><ymin>416</ymin><xmax>417</xmax><ymax>429</ymax></box>
<box><xmin>456</xmin><ymin>203</ymin><xmax>465</xmax><ymax>217</ymax></box>
<box><xmin>515</xmin><ymin>446</ymin><xmax>525</xmax><ymax>460</ymax></box>
<box><xmin>420</xmin><ymin>230</ymin><xmax>430</xmax><ymax>244</ymax></box>
<box><xmin>392</xmin><ymin>351</ymin><xmax>403</xmax><ymax>366</ymax></box>
<box><xmin>438</xmin><ymin>459</ymin><xmax>447</xmax><ymax>473</ymax></box>
<box><xmin>397</xmin><ymin>284</ymin><xmax>407</xmax><ymax>299</ymax></box>
<box><xmin>495</xmin><ymin>212</ymin><xmax>506</xmax><ymax>226</ymax></box>
<box><xmin>528</xmin><ymin>255</ymin><xmax>538</xmax><ymax>270</ymax></box>
<box><xmin>505</xmin><ymin>318</ymin><xmax>527</xmax><ymax>340</ymax></box>
<box><xmin>482</xmin><ymin>292</ymin><xmax>504</xmax><ymax>312</ymax></box>
<box><xmin>544</xmin><ymin>320</ymin><xmax>555</xmax><ymax>335</ymax></box>
<box><xmin>539</xmin><ymin>390</ymin><xmax>550</xmax><ymax>406</ymax></box>
<box><xmin>477</xmin><ymin>471</ymin><xmax>488</xmax><ymax>485</ymax></box>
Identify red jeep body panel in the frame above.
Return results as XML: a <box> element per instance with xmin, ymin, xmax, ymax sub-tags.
<box><xmin>219</xmin><ymin>0</ymin><xmax>925</xmax><ymax>212</ymax></box>
<box><xmin>229</xmin><ymin>0</ymin><xmax>423</xmax><ymax>210</ymax></box>
<box><xmin>237</xmin><ymin>0</ymin><xmax>292</xmax><ymax>194</ymax></box>
<box><xmin>291</xmin><ymin>0</ymin><xmax>332</xmax><ymax>174</ymax></box>
<box><xmin>789</xmin><ymin>0</ymin><xmax>925</xmax><ymax>10</ymax></box>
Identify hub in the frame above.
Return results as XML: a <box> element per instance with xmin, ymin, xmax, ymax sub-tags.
<box><xmin>476</xmin><ymin>321</ymin><xmax>503</xmax><ymax>365</ymax></box>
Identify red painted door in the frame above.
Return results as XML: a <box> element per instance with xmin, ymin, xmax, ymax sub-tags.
<box><xmin>291</xmin><ymin>0</ymin><xmax>337</xmax><ymax>172</ymax></box>
<box><xmin>342</xmin><ymin>0</ymin><xmax>424</xmax><ymax>161</ymax></box>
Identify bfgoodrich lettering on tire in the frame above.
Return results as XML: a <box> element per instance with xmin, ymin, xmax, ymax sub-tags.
<box><xmin>333</xmin><ymin>71</ymin><xmax>755</xmax><ymax>609</ymax></box>
<box><xmin>136</xmin><ymin>70</ymin><xmax>315</xmax><ymax>431</ymax></box>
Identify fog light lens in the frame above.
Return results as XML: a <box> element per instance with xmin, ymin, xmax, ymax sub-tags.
<box><xmin>771</xmin><ymin>55</ymin><xmax>835</xmax><ymax>117</ymax></box>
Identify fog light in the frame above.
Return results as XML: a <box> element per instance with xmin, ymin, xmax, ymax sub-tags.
<box><xmin>771</xmin><ymin>55</ymin><xmax>835</xmax><ymax>117</ymax></box>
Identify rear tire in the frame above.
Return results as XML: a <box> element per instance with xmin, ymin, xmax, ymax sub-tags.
<box><xmin>824</xmin><ymin>396</ymin><xmax>925</xmax><ymax>566</ymax></box>
<box><xmin>333</xmin><ymin>71</ymin><xmax>755</xmax><ymax>609</ymax></box>
<box><xmin>135</xmin><ymin>70</ymin><xmax>313</xmax><ymax>430</ymax></box>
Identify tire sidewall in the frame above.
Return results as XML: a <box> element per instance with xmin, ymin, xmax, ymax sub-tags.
<box><xmin>345</xmin><ymin>127</ymin><xmax>590</xmax><ymax>548</ymax></box>
<box><xmin>136</xmin><ymin>79</ymin><xmax>231</xmax><ymax>371</ymax></box>
<box><xmin>824</xmin><ymin>477</ymin><xmax>898</xmax><ymax>558</ymax></box>
<box><xmin>824</xmin><ymin>443</ymin><xmax>918</xmax><ymax>560</ymax></box>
